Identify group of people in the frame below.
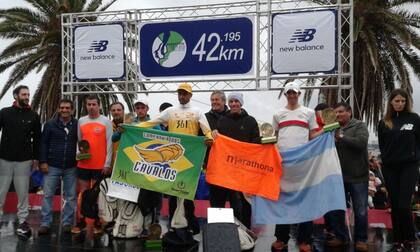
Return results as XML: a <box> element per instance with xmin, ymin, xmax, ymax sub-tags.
<box><xmin>0</xmin><ymin>84</ymin><xmax>419</xmax><ymax>252</ymax></box>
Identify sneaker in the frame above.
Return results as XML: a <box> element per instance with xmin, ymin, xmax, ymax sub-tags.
<box><xmin>62</xmin><ymin>224</ymin><xmax>72</xmax><ymax>234</ymax></box>
<box><xmin>94</xmin><ymin>225</ymin><xmax>103</xmax><ymax>235</ymax></box>
<box><xmin>103</xmin><ymin>221</ymin><xmax>115</xmax><ymax>233</ymax></box>
<box><xmin>326</xmin><ymin>237</ymin><xmax>344</xmax><ymax>247</ymax></box>
<box><xmin>94</xmin><ymin>219</ymin><xmax>103</xmax><ymax>235</ymax></box>
<box><xmin>38</xmin><ymin>226</ymin><xmax>50</xmax><ymax>235</ymax></box>
<box><xmin>71</xmin><ymin>221</ymin><xmax>86</xmax><ymax>234</ymax></box>
<box><xmin>386</xmin><ymin>243</ymin><xmax>404</xmax><ymax>252</ymax></box>
<box><xmin>355</xmin><ymin>241</ymin><xmax>368</xmax><ymax>251</ymax></box>
<box><xmin>271</xmin><ymin>240</ymin><xmax>288</xmax><ymax>252</ymax></box>
<box><xmin>298</xmin><ymin>243</ymin><xmax>312</xmax><ymax>252</ymax></box>
<box><xmin>16</xmin><ymin>221</ymin><xmax>31</xmax><ymax>237</ymax></box>
<box><xmin>403</xmin><ymin>241</ymin><xmax>416</xmax><ymax>252</ymax></box>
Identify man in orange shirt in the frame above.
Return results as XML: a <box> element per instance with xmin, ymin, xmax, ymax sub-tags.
<box><xmin>72</xmin><ymin>95</ymin><xmax>112</xmax><ymax>234</ymax></box>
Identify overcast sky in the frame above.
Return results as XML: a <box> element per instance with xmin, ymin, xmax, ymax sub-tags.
<box><xmin>0</xmin><ymin>0</ymin><xmax>419</xmax><ymax>128</ymax></box>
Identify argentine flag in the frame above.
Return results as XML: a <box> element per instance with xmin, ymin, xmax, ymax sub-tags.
<box><xmin>252</xmin><ymin>132</ymin><xmax>346</xmax><ymax>224</ymax></box>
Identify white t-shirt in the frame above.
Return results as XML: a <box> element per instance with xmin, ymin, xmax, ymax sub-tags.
<box><xmin>272</xmin><ymin>106</ymin><xmax>318</xmax><ymax>151</ymax></box>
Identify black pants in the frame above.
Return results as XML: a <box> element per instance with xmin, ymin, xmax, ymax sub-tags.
<box><xmin>209</xmin><ymin>184</ymin><xmax>252</xmax><ymax>228</ymax></box>
<box><xmin>168</xmin><ymin>196</ymin><xmax>199</xmax><ymax>234</ymax></box>
<box><xmin>274</xmin><ymin>222</ymin><xmax>313</xmax><ymax>244</ymax></box>
<box><xmin>382</xmin><ymin>162</ymin><xmax>419</xmax><ymax>243</ymax></box>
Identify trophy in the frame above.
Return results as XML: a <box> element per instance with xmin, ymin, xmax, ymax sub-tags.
<box><xmin>124</xmin><ymin>113</ymin><xmax>134</xmax><ymax>124</ymax></box>
<box><xmin>320</xmin><ymin>108</ymin><xmax>340</xmax><ymax>132</ymax></box>
<box><xmin>76</xmin><ymin>140</ymin><xmax>92</xmax><ymax>160</ymax></box>
<box><xmin>260</xmin><ymin>122</ymin><xmax>277</xmax><ymax>144</ymax></box>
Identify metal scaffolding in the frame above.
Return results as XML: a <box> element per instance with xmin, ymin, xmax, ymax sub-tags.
<box><xmin>61</xmin><ymin>0</ymin><xmax>353</xmax><ymax>106</ymax></box>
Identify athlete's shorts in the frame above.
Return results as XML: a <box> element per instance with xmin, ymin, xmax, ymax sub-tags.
<box><xmin>77</xmin><ymin>167</ymin><xmax>102</xmax><ymax>181</ymax></box>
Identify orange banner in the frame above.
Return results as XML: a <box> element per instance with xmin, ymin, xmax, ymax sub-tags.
<box><xmin>206</xmin><ymin>134</ymin><xmax>282</xmax><ymax>200</ymax></box>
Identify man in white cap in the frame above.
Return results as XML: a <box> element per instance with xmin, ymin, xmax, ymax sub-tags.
<box><xmin>138</xmin><ymin>82</ymin><xmax>212</xmax><ymax>234</ymax></box>
<box><xmin>271</xmin><ymin>81</ymin><xmax>322</xmax><ymax>252</ymax></box>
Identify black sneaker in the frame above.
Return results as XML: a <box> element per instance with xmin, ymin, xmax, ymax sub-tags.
<box><xmin>403</xmin><ymin>241</ymin><xmax>417</xmax><ymax>252</ymax></box>
<box><xmin>386</xmin><ymin>243</ymin><xmax>404</xmax><ymax>252</ymax></box>
<box><xmin>38</xmin><ymin>225</ymin><xmax>50</xmax><ymax>235</ymax></box>
<box><xmin>103</xmin><ymin>221</ymin><xmax>115</xmax><ymax>233</ymax></box>
<box><xmin>62</xmin><ymin>224</ymin><xmax>72</xmax><ymax>234</ymax></box>
<box><xmin>16</xmin><ymin>221</ymin><xmax>31</xmax><ymax>237</ymax></box>
<box><xmin>71</xmin><ymin>221</ymin><xmax>86</xmax><ymax>234</ymax></box>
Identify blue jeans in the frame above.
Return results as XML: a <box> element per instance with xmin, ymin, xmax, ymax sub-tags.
<box><xmin>326</xmin><ymin>182</ymin><xmax>368</xmax><ymax>243</ymax></box>
<box><xmin>40</xmin><ymin>166</ymin><xmax>77</xmax><ymax>227</ymax></box>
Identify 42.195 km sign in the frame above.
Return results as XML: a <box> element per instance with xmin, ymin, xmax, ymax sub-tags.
<box><xmin>139</xmin><ymin>17</ymin><xmax>253</xmax><ymax>78</ymax></box>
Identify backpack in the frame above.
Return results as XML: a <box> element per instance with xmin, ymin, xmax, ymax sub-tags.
<box><xmin>235</xmin><ymin>218</ymin><xmax>257</xmax><ymax>250</ymax></box>
<box><xmin>112</xmin><ymin>201</ymin><xmax>143</xmax><ymax>238</ymax></box>
<box><xmin>81</xmin><ymin>177</ymin><xmax>103</xmax><ymax>219</ymax></box>
<box><xmin>98</xmin><ymin>178</ymin><xmax>119</xmax><ymax>222</ymax></box>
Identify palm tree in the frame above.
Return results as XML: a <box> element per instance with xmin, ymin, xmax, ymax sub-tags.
<box><xmin>314</xmin><ymin>0</ymin><xmax>419</xmax><ymax>126</ymax></box>
<box><xmin>284</xmin><ymin>0</ymin><xmax>419</xmax><ymax>127</ymax></box>
<box><xmin>0</xmin><ymin>0</ymin><xmax>118</xmax><ymax>121</ymax></box>
<box><xmin>352</xmin><ymin>0</ymin><xmax>419</xmax><ymax>126</ymax></box>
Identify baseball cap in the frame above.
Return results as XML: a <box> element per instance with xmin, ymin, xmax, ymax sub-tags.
<box><xmin>134</xmin><ymin>99</ymin><xmax>148</xmax><ymax>106</ymax></box>
<box><xmin>284</xmin><ymin>82</ymin><xmax>301</xmax><ymax>93</ymax></box>
<box><xmin>177</xmin><ymin>83</ymin><xmax>192</xmax><ymax>94</ymax></box>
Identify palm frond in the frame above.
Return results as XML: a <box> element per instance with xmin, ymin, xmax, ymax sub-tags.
<box><xmin>98</xmin><ymin>0</ymin><xmax>117</xmax><ymax>12</ymax></box>
<box><xmin>0</xmin><ymin>38</ymin><xmax>41</xmax><ymax>60</ymax></box>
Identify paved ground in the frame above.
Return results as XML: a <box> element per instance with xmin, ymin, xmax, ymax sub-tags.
<box><xmin>0</xmin><ymin>211</ymin><xmax>419</xmax><ymax>252</ymax></box>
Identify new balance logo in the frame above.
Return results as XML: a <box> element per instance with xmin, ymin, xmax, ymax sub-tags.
<box><xmin>400</xmin><ymin>124</ymin><xmax>413</xmax><ymax>131</ymax></box>
<box><xmin>289</xmin><ymin>29</ymin><xmax>317</xmax><ymax>43</ymax></box>
<box><xmin>88</xmin><ymin>40</ymin><xmax>109</xmax><ymax>52</ymax></box>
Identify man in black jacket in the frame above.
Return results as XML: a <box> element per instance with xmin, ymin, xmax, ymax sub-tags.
<box><xmin>205</xmin><ymin>91</ymin><xmax>229</xmax><ymax>213</ymax></box>
<box><xmin>205</xmin><ymin>91</ymin><xmax>228</xmax><ymax>130</ymax></box>
<box><xmin>212</xmin><ymin>92</ymin><xmax>260</xmax><ymax>228</ymax></box>
<box><xmin>38</xmin><ymin>99</ymin><xmax>78</xmax><ymax>235</ymax></box>
<box><xmin>203</xmin><ymin>90</ymin><xmax>227</xmax><ymax>166</ymax></box>
<box><xmin>0</xmin><ymin>85</ymin><xmax>41</xmax><ymax>237</ymax></box>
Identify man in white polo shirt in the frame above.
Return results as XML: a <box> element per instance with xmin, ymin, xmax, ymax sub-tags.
<box><xmin>271</xmin><ymin>81</ymin><xmax>322</xmax><ymax>252</ymax></box>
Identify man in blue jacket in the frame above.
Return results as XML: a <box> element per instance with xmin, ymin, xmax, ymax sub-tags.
<box><xmin>38</xmin><ymin>99</ymin><xmax>78</xmax><ymax>235</ymax></box>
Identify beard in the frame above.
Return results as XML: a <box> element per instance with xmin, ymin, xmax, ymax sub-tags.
<box><xmin>18</xmin><ymin>98</ymin><xmax>29</xmax><ymax>107</ymax></box>
<box><xmin>113</xmin><ymin>117</ymin><xmax>123</xmax><ymax>124</ymax></box>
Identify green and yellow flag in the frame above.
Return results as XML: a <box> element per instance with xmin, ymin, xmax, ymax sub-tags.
<box><xmin>111</xmin><ymin>125</ymin><xmax>207</xmax><ymax>200</ymax></box>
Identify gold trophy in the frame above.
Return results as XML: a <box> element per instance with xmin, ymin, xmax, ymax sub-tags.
<box><xmin>260</xmin><ymin>122</ymin><xmax>277</xmax><ymax>144</ymax></box>
<box><xmin>320</xmin><ymin>108</ymin><xmax>340</xmax><ymax>132</ymax></box>
<box><xmin>76</xmin><ymin>140</ymin><xmax>92</xmax><ymax>160</ymax></box>
<box><xmin>124</xmin><ymin>113</ymin><xmax>134</xmax><ymax>124</ymax></box>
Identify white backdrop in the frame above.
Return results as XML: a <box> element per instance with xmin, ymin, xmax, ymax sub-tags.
<box><xmin>272</xmin><ymin>10</ymin><xmax>337</xmax><ymax>74</ymax></box>
<box><xmin>74</xmin><ymin>24</ymin><xmax>125</xmax><ymax>80</ymax></box>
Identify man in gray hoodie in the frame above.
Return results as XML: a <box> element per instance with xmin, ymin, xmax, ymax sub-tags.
<box><xmin>325</xmin><ymin>102</ymin><xmax>369</xmax><ymax>251</ymax></box>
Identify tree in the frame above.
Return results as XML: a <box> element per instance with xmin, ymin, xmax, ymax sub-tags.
<box><xmin>286</xmin><ymin>0</ymin><xmax>419</xmax><ymax>127</ymax></box>
<box><xmin>0</xmin><ymin>0</ymin><xmax>119</xmax><ymax>121</ymax></box>
<box><xmin>352</xmin><ymin>0</ymin><xmax>419</xmax><ymax>126</ymax></box>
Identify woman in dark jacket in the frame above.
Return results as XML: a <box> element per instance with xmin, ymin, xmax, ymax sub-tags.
<box><xmin>378</xmin><ymin>89</ymin><xmax>420</xmax><ymax>252</ymax></box>
<box><xmin>211</xmin><ymin>92</ymin><xmax>260</xmax><ymax>228</ymax></box>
